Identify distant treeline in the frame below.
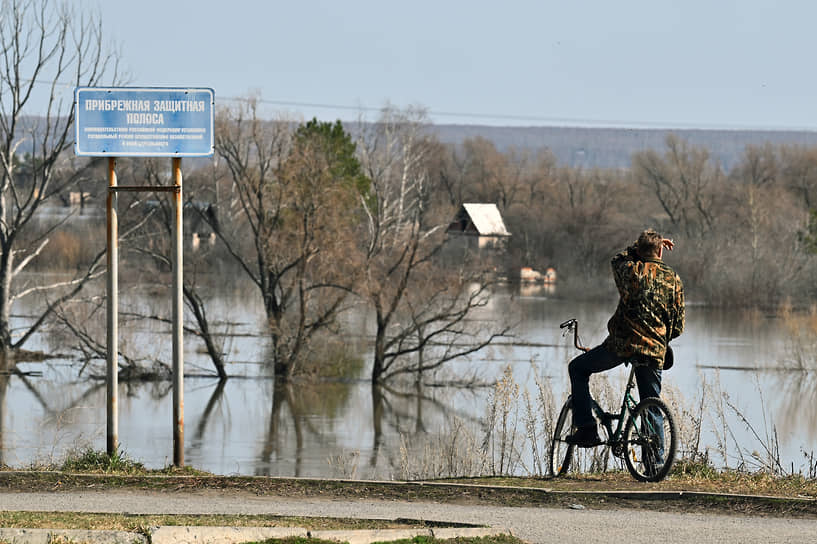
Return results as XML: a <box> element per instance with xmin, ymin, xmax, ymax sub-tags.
<box><xmin>431</xmin><ymin>124</ymin><xmax>817</xmax><ymax>170</ymax></box>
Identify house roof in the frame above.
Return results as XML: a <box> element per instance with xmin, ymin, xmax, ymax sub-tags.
<box><xmin>457</xmin><ymin>203</ymin><xmax>510</xmax><ymax>236</ymax></box>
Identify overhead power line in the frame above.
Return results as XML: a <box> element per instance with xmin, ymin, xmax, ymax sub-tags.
<box><xmin>218</xmin><ymin>95</ymin><xmax>817</xmax><ymax>132</ymax></box>
<box><xmin>217</xmin><ymin>95</ymin><xmax>671</xmax><ymax>127</ymax></box>
<box><xmin>13</xmin><ymin>76</ymin><xmax>817</xmax><ymax>131</ymax></box>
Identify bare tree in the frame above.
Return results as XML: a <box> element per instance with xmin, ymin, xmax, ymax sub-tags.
<box><xmin>213</xmin><ymin>99</ymin><xmax>363</xmax><ymax>380</ymax></box>
<box><xmin>51</xmin><ymin>293</ymin><xmax>173</xmax><ymax>381</ymax></box>
<box><xmin>130</xmin><ymin>158</ymin><xmax>229</xmax><ymax>380</ymax></box>
<box><xmin>632</xmin><ymin>134</ymin><xmax>722</xmax><ymax>239</ymax></box>
<box><xmin>0</xmin><ymin>0</ymin><xmax>120</xmax><ymax>363</ymax></box>
<box><xmin>438</xmin><ymin>137</ymin><xmax>532</xmax><ymax>212</ymax></box>
<box><xmin>535</xmin><ymin>165</ymin><xmax>634</xmax><ymax>281</ymax></box>
<box><xmin>733</xmin><ymin>144</ymin><xmax>778</xmax><ymax>189</ymax></box>
<box><xmin>779</xmin><ymin>145</ymin><xmax>817</xmax><ymax>211</ymax></box>
<box><xmin>436</xmin><ymin>141</ymin><xmax>468</xmax><ymax>207</ymax></box>
<box><xmin>730</xmin><ymin>145</ymin><xmax>779</xmax><ymax>298</ymax></box>
<box><xmin>718</xmin><ymin>145</ymin><xmax>812</xmax><ymax>306</ymax></box>
<box><xmin>357</xmin><ymin>106</ymin><xmax>510</xmax><ymax>384</ymax></box>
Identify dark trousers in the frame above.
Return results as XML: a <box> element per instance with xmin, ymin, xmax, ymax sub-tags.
<box><xmin>568</xmin><ymin>344</ymin><xmax>662</xmax><ymax>428</ymax></box>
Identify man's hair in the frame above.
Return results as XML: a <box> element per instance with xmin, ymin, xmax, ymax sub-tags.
<box><xmin>637</xmin><ymin>228</ymin><xmax>663</xmax><ymax>258</ymax></box>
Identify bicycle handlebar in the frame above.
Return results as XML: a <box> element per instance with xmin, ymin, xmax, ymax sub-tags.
<box><xmin>560</xmin><ymin>318</ymin><xmax>590</xmax><ymax>352</ymax></box>
<box><xmin>559</xmin><ymin>318</ymin><xmax>576</xmax><ymax>329</ymax></box>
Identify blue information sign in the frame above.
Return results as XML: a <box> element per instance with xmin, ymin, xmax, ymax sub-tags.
<box><xmin>74</xmin><ymin>87</ymin><xmax>214</xmax><ymax>157</ymax></box>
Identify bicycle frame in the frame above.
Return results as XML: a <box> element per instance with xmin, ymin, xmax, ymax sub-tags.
<box><xmin>559</xmin><ymin>318</ymin><xmax>640</xmax><ymax>453</ymax></box>
<box><xmin>592</xmin><ymin>365</ymin><xmax>640</xmax><ymax>455</ymax></box>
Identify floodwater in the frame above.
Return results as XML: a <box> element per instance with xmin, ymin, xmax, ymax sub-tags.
<box><xmin>1</xmin><ymin>279</ymin><xmax>816</xmax><ymax>478</ymax></box>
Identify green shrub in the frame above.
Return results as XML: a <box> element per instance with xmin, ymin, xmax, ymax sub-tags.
<box><xmin>60</xmin><ymin>447</ymin><xmax>145</xmax><ymax>474</ymax></box>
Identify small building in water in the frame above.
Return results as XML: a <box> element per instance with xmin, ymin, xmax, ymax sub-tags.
<box><xmin>446</xmin><ymin>203</ymin><xmax>510</xmax><ymax>250</ymax></box>
<box><xmin>443</xmin><ymin>203</ymin><xmax>511</xmax><ymax>272</ymax></box>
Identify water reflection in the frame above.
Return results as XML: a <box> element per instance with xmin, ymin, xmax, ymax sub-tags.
<box><xmin>775</xmin><ymin>371</ymin><xmax>817</xmax><ymax>446</ymax></box>
<box><xmin>258</xmin><ymin>383</ymin><xmax>303</xmax><ymax>476</ymax></box>
<box><xmin>2</xmin><ymin>284</ymin><xmax>817</xmax><ymax>476</ymax></box>
<box><xmin>369</xmin><ymin>384</ymin><xmax>430</xmax><ymax>471</ymax></box>
<box><xmin>371</xmin><ymin>385</ymin><xmax>385</xmax><ymax>469</ymax></box>
<box><xmin>189</xmin><ymin>379</ymin><xmax>225</xmax><ymax>456</ymax></box>
<box><xmin>250</xmin><ymin>378</ymin><xmax>358</xmax><ymax>476</ymax></box>
<box><xmin>0</xmin><ymin>360</ymin><xmax>68</xmax><ymax>466</ymax></box>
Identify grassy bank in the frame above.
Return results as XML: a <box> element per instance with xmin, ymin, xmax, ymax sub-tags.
<box><xmin>2</xmin><ymin>455</ymin><xmax>817</xmax><ymax>521</ymax></box>
<box><xmin>0</xmin><ymin>511</ymin><xmax>453</xmax><ymax>532</ymax></box>
<box><xmin>4</xmin><ymin>446</ymin><xmax>815</xmax><ymax>496</ymax></box>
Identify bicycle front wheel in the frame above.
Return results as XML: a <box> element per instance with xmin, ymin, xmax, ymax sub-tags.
<box><xmin>549</xmin><ymin>398</ymin><xmax>575</xmax><ymax>477</ymax></box>
<box><xmin>623</xmin><ymin>397</ymin><xmax>677</xmax><ymax>482</ymax></box>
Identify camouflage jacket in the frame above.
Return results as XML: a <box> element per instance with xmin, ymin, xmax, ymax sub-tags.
<box><xmin>602</xmin><ymin>244</ymin><xmax>685</xmax><ymax>368</ymax></box>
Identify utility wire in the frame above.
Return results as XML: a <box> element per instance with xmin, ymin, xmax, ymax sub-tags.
<box><xmin>13</xmin><ymin>76</ymin><xmax>817</xmax><ymax>131</ymax></box>
<box><xmin>217</xmin><ymin>95</ymin><xmax>817</xmax><ymax>132</ymax></box>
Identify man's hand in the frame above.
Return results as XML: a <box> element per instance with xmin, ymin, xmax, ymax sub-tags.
<box><xmin>662</xmin><ymin>238</ymin><xmax>675</xmax><ymax>251</ymax></box>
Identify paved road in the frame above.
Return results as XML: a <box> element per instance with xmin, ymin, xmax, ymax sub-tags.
<box><xmin>2</xmin><ymin>489</ymin><xmax>816</xmax><ymax>544</ymax></box>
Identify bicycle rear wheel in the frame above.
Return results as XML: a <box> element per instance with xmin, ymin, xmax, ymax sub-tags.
<box><xmin>549</xmin><ymin>398</ymin><xmax>575</xmax><ymax>477</ymax></box>
<box><xmin>623</xmin><ymin>397</ymin><xmax>677</xmax><ymax>482</ymax></box>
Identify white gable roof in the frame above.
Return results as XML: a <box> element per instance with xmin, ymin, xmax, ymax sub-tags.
<box><xmin>462</xmin><ymin>203</ymin><xmax>510</xmax><ymax>236</ymax></box>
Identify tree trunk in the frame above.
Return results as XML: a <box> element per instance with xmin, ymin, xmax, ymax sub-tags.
<box><xmin>371</xmin><ymin>311</ymin><xmax>387</xmax><ymax>384</ymax></box>
<box><xmin>269</xmin><ymin>334</ymin><xmax>291</xmax><ymax>381</ymax></box>
<box><xmin>0</xmin><ymin>245</ymin><xmax>13</xmax><ymax>353</ymax></box>
<box><xmin>370</xmin><ymin>384</ymin><xmax>384</xmax><ymax>467</ymax></box>
<box><xmin>273</xmin><ymin>361</ymin><xmax>293</xmax><ymax>382</ymax></box>
<box><xmin>266</xmin><ymin>301</ymin><xmax>294</xmax><ymax>381</ymax></box>
<box><xmin>183</xmin><ymin>287</ymin><xmax>227</xmax><ymax>380</ymax></box>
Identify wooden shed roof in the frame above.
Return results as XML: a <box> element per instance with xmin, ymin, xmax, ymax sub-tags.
<box><xmin>450</xmin><ymin>203</ymin><xmax>510</xmax><ymax>236</ymax></box>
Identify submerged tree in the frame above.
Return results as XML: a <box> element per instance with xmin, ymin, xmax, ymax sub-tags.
<box><xmin>129</xmin><ymin>158</ymin><xmax>229</xmax><ymax>380</ymax></box>
<box><xmin>357</xmin><ymin>105</ymin><xmax>510</xmax><ymax>384</ymax></box>
<box><xmin>0</xmin><ymin>0</ymin><xmax>120</xmax><ymax>363</ymax></box>
<box><xmin>214</xmin><ymin>100</ymin><xmax>366</xmax><ymax>380</ymax></box>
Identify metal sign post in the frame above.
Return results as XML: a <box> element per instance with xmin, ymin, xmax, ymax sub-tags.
<box><xmin>106</xmin><ymin>157</ymin><xmax>118</xmax><ymax>454</ymax></box>
<box><xmin>171</xmin><ymin>157</ymin><xmax>184</xmax><ymax>466</ymax></box>
<box><xmin>75</xmin><ymin>87</ymin><xmax>214</xmax><ymax>467</ymax></box>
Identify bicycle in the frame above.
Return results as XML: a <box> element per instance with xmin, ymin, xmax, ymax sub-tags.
<box><xmin>549</xmin><ymin>318</ymin><xmax>678</xmax><ymax>482</ymax></box>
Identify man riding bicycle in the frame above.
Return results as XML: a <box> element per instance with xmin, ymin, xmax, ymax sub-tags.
<box><xmin>566</xmin><ymin>229</ymin><xmax>685</xmax><ymax>447</ymax></box>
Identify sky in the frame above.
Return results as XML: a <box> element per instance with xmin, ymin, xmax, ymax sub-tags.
<box><xmin>71</xmin><ymin>0</ymin><xmax>817</xmax><ymax>130</ymax></box>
